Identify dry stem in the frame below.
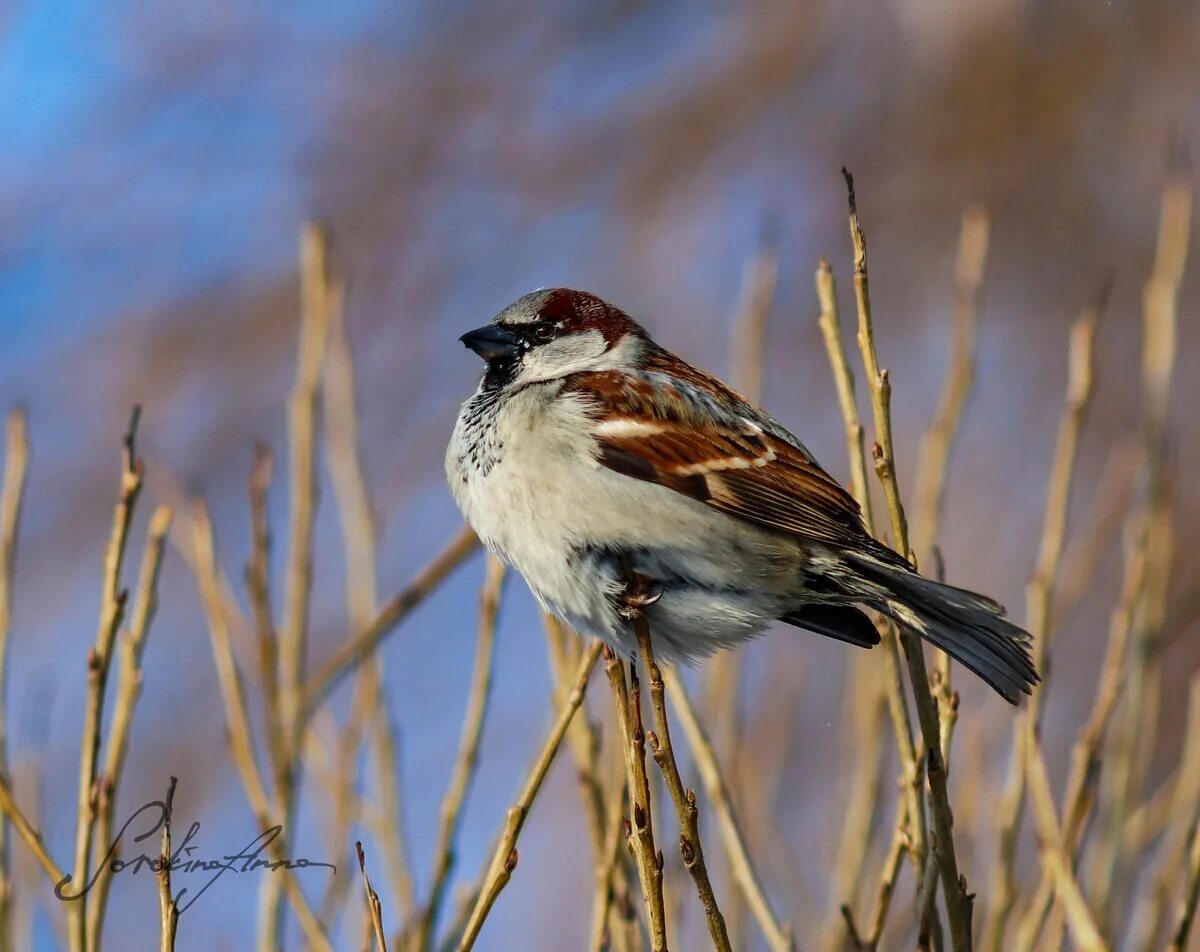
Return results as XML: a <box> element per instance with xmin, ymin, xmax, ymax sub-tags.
<box><xmin>704</xmin><ymin>244</ymin><xmax>777</xmax><ymax>946</ymax></box>
<box><xmin>843</xmin><ymin>167</ymin><xmax>971</xmax><ymax>950</ymax></box>
<box><xmin>190</xmin><ymin>501</ymin><xmax>333</xmax><ymax>952</ymax></box>
<box><xmin>68</xmin><ymin>408</ymin><xmax>142</xmax><ymax>952</ymax></box>
<box><xmin>265</xmin><ymin>221</ymin><xmax>335</xmax><ymax>949</ymax></box>
<box><xmin>815</xmin><ymin>256</ymin><xmax>925</xmax><ymax>940</ymax></box>
<box><xmin>87</xmin><ymin>504</ymin><xmax>173</xmax><ymax>948</ymax></box>
<box><xmin>156</xmin><ymin>777</ymin><xmax>179</xmax><ymax>952</ymax></box>
<box><xmin>322</xmin><ymin>287</ymin><xmax>418</xmax><ymax>924</ymax></box>
<box><xmin>631</xmin><ymin>606</ymin><xmax>731</xmax><ymax>951</ymax></box>
<box><xmin>419</xmin><ymin>558</ymin><xmax>506</xmax><ymax>948</ymax></box>
<box><xmin>357</xmin><ymin>842</ymin><xmax>389</xmax><ymax>952</ymax></box>
<box><xmin>605</xmin><ymin>642</ymin><xmax>668</xmax><ymax>951</ymax></box>
<box><xmin>456</xmin><ymin>641</ymin><xmax>602</xmax><ymax>951</ymax></box>
<box><xmin>985</xmin><ymin>288</ymin><xmax>1104</xmax><ymax>951</ymax></box>
<box><xmin>662</xmin><ymin>669</ymin><xmax>795</xmax><ymax>952</ymax></box>
<box><xmin>1010</xmin><ymin>536</ymin><xmax>1148</xmax><ymax>951</ymax></box>
<box><xmin>0</xmin><ymin>409</ymin><xmax>29</xmax><ymax>946</ymax></box>
<box><xmin>1023</xmin><ymin>732</ymin><xmax>1108</xmax><ymax>951</ymax></box>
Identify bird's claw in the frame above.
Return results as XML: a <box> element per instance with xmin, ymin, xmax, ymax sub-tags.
<box><xmin>618</xmin><ymin>573</ymin><xmax>663</xmax><ymax>620</ymax></box>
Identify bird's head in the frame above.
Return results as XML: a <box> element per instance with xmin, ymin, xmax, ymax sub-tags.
<box><xmin>459</xmin><ymin>288</ymin><xmax>648</xmax><ymax>389</ymax></box>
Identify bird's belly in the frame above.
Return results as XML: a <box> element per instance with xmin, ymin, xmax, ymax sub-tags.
<box><xmin>463</xmin><ymin>454</ymin><xmax>800</xmax><ymax>662</ymax></box>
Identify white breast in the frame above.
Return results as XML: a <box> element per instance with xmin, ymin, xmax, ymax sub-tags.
<box><xmin>450</xmin><ymin>385</ymin><xmax>731</xmax><ymax>576</ymax></box>
<box><xmin>446</xmin><ymin>379</ymin><xmax>803</xmax><ymax>660</ymax></box>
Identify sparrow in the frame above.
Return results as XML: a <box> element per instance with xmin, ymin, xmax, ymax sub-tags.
<box><xmin>446</xmin><ymin>288</ymin><xmax>1037</xmax><ymax>703</ymax></box>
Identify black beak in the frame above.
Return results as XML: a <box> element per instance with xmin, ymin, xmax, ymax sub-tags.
<box><xmin>459</xmin><ymin>324</ymin><xmax>522</xmax><ymax>361</ymax></box>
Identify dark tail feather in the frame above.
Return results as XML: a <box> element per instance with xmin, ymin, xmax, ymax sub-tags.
<box><xmin>846</xmin><ymin>554</ymin><xmax>1039</xmax><ymax>704</ymax></box>
<box><xmin>781</xmin><ymin>604</ymin><xmax>881</xmax><ymax>649</ymax></box>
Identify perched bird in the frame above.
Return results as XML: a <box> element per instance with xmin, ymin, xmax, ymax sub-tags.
<box><xmin>446</xmin><ymin>288</ymin><xmax>1037</xmax><ymax>703</ymax></box>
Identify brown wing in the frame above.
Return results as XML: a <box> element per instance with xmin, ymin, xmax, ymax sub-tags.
<box><xmin>564</xmin><ymin>365</ymin><xmax>872</xmax><ymax>551</ymax></box>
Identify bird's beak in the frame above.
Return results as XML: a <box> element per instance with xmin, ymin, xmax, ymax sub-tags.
<box><xmin>459</xmin><ymin>324</ymin><xmax>522</xmax><ymax>361</ymax></box>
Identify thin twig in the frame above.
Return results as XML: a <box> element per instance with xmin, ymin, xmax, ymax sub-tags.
<box><xmin>87</xmin><ymin>504</ymin><xmax>173</xmax><ymax>949</ymax></box>
<box><xmin>266</xmin><ymin>221</ymin><xmax>335</xmax><ymax>949</ymax></box>
<box><xmin>1024</xmin><ymin>732</ymin><xmax>1108</xmax><ymax>951</ymax></box>
<box><xmin>662</xmin><ymin>669</ymin><xmax>795</xmax><ymax>952</ymax></box>
<box><xmin>911</xmin><ymin>204</ymin><xmax>990</xmax><ymax>567</ymax></box>
<box><xmin>0</xmin><ymin>775</ymin><xmax>66</xmax><ymax>887</ymax></box>
<box><xmin>863</xmin><ymin>821</ymin><xmax>908</xmax><ymax>949</ymax></box>
<box><xmin>816</xmin><ymin>258</ymin><xmax>916</xmax><ymax>941</ymax></box>
<box><xmin>631</xmin><ymin>597</ymin><xmax>731</xmax><ymax>951</ymax></box>
<box><xmin>1009</xmin><ymin>535</ymin><xmax>1148</xmax><ymax>951</ymax></box>
<box><xmin>156</xmin><ymin>777</ymin><xmax>179</xmax><ymax>952</ymax></box>
<box><xmin>68</xmin><ymin>408</ymin><xmax>141</xmax><ymax>952</ymax></box>
<box><xmin>246</xmin><ymin>445</ymin><xmax>286</xmax><ymax>800</ymax></box>
<box><xmin>1167</xmin><ymin>811</ymin><xmax>1200</xmax><ymax>952</ymax></box>
<box><xmin>356</xmin><ymin>842</ymin><xmax>388</xmax><ymax>952</ymax></box>
<box><xmin>456</xmin><ymin>641</ymin><xmax>602</xmax><ymax>951</ymax></box>
<box><xmin>605</xmin><ymin>640</ymin><xmax>668</xmax><ymax>951</ymax></box>
<box><xmin>705</xmin><ymin>243</ymin><xmax>777</xmax><ymax>948</ymax></box>
<box><xmin>1127</xmin><ymin>675</ymin><xmax>1200</xmax><ymax>949</ymax></box>
<box><xmin>842</xmin><ymin>167</ymin><xmax>972</xmax><ymax>951</ymax></box>
<box><xmin>1090</xmin><ymin>171</ymin><xmax>1191</xmax><ymax>934</ymax></box>
<box><xmin>985</xmin><ymin>286</ymin><xmax>1105</xmax><ymax>952</ymax></box>
<box><xmin>418</xmin><ymin>557</ymin><xmax>506</xmax><ymax>949</ymax></box>
<box><xmin>911</xmin><ymin>206</ymin><xmax>989</xmax><ymax>782</ymax></box>
<box><xmin>322</xmin><ymin>282</ymin><xmax>417</xmax><ymax>925</ymax></box>
<box><xmin>0</xmin><ymin>409</ymin><xmax>30</xmax><ymax>948</ymax></box>
<box><xmin>588</xmin><ymin>779</ymin><xmax>629</xmax><ymax>952</ymax></box>
<box><xmin>189</xmin><ymin>501</ymin><xmax>334</xmax><ymax>952</ymax></box>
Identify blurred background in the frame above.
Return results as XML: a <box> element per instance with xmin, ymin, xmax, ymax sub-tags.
<box><xmin>0</xmin><ymin>0</ymin><xmax>1197</xmax><ymax>948</ymax></box>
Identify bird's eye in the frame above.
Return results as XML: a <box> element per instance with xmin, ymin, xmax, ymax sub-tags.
<box><xmin>533</xmin><ymin>321</ymin><xmax>556</xmax><ymax>342</ymax></box>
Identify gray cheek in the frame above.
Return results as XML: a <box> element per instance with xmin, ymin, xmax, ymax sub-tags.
<box><xmin>516</xmin><ymin>331</ymin><xmax>608</xmax><ymax>382</ymax></box>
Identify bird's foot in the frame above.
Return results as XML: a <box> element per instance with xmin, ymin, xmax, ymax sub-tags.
<box><xmin>618</xmin><ymin>572</ymin><xmax>663</xmax><ymax>621</ymax></box>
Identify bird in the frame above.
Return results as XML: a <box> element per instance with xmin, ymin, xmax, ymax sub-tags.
<box><xmin>446</xmin><ymin>288</ymin><xmax>1037</xmax><ymax>703</ymax></box>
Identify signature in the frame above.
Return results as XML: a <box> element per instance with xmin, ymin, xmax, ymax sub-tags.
<box><xmin>54</xmin><ymin>793</ymin><xmax>335</xmax><ymax>914</ymax></box>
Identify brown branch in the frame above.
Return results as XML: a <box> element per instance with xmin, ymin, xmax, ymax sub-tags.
<box><xmin>1089</xmin><ymin>172</ymin><xmax>1191</xmax><ymax>931</ymax></box>
<box><xmin>1024</xmin><ymin>732</ymin><xmax>1108</xmax><ymax>951</ymax></box>
<box><xmin>356</xmin><ymin>842</ymin><xmax>388</xmax><ymax>952</ymax></box>
<box><xmin>911</xmin><ymin>206</ymin><xmax>989</xmax><ymax>776</ymax></box>
<box><xmin>815</xmin><ymin>259</ymin><xmax>874</xmax><ymax>527</ymax></box>
<box><xmin>189</xmin><ymin>500</ymin><xmax>334</xmax><ymax>952</ymax></box>
<box><xmin>246</xmin><ymin>445</ymin><xmax>286</xmax><ymax>798</ymax></box>
<box><xmin>456</xmin><ymin>641</ymin><xmax>602</xmax><ymax>951</ymax></box>
<box><xmin>1127</xmin><ymin>675</ymin><xmax>1200</xmax><ymax>948</ymax></box>
<box><xmin>704</xmin><ymin>243</ymin><xmax>777</xmax><ymax>947</ymax></box>
<box><xmin>322</xmin><ymin>279</ymin><xmax>417</xmax><ymax>924</ymax></box>
<box><xmin>1009</xmin><ymin>535</ymin><xmax>1148</xmax><ymax>952</ymax></box>
<box><xmin>1168</xmin><ymin>812</ymin><xmax>1200</xmax><ymax>952</ymax></box>
<box><xmin>419</xmin><ymin>557</ymin><xmax>506</xmax><ymax>948</ymax></box>
<box><xmin>87</xmin><ymin>504</ymin><xmax>173</xmax><ymax>948</ymax></box>
<box><xmin>0</xmin><ymin>408</ymin><xmax>29</xmax><ymax>946</ymax></box>
<box><xmin>631</xmin><ymin>598</ymin><xmax>731</xmax><ymax>951</ymax></box>
<box><xmin>541</xmin><ymin>615</ymin><xmax>635</xmax><ymax>952</ymax></box>
<box><xmin>842</xmin><ymin>167</ymin><xmax>971</xmax><ymax>951</ymax></box>
<box><xmin>588</xmin><ymin>778</ymin><xmax>629</xmax><ymax>952</ymax></box>
<box><xmin>68</xmin><ymin>408</ymin><xmax>141</xmax><ymax>952</ymax></box>
<box><xmin>984</xmin><ymin>286</ymin><xmax>1104</xmax><ymax>952</ymax></box>
<box><xmin>156</xmin><ymin>777</ymin><xmax>179</xmax><ymax>952</ymax></box>
<box><xmin>605</xmin><ymin>640</ymin><xmax>668</xmax><ymax>951</ymax></box>
<box><xmin>911</xmin><ymin>204</ymin><xmax>990</xmax><ymax>567</ymax></box>
<box><xmin>843</xmin><ymin>816</ymin><xmax>907</xmax><ymax>951</ymax></box>
<box><xmin>662</xmin><ymin>669</ymin><xmax>795</xmax><ymax>952</ymax></box>
<box><xmin>0</xmin><ymin>775</ymin><xmax>66</xmax><ymax>887</ymax></box>
<box><xmin>815</xmin><ymin>257</ymin><xmax>925</xmax><ymax>942</ymax></box>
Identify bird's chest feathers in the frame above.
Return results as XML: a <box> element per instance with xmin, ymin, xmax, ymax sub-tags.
<box><xmin>450</xmin><ymin>385</ymin><xmax>593</xmax><ymax>559</ymax></box>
